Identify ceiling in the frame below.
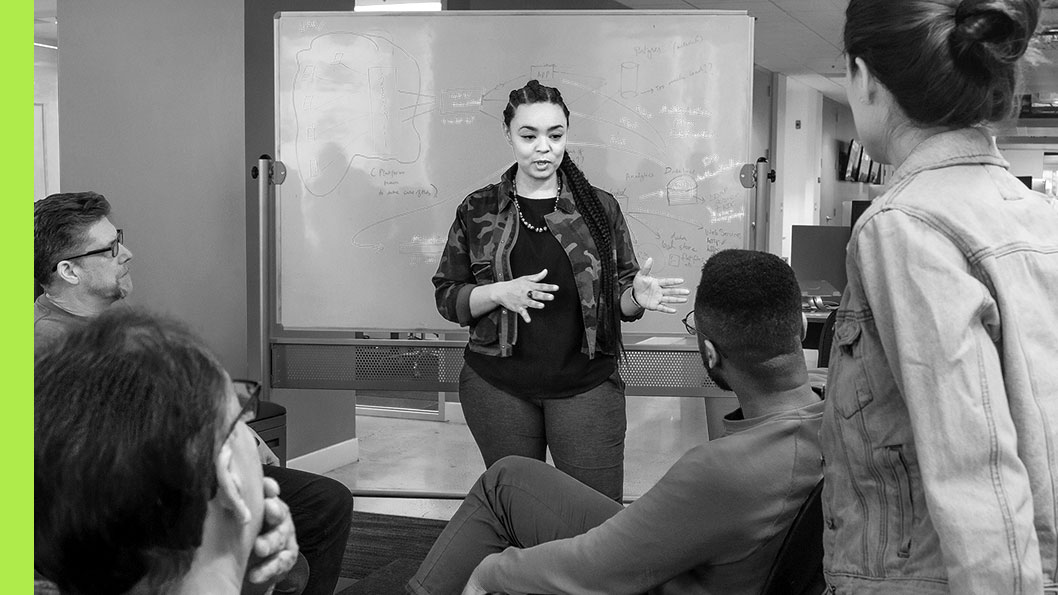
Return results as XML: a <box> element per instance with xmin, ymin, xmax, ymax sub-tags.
<box><xmin>34</xmin><ymin>0</ymin><xmax>1056</xmax><ymax>107</ymax></box>
<box><xmin>615</xmin><ymin>0</ymin><xmax>1058</xmax><ymax>107</ymax></box>
<box><xmin>34</xmin><ymin>0</ymin><xmax>56</xmax><ymax>47</ymax></box>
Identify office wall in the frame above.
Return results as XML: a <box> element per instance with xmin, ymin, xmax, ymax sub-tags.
<box><xmin>771</xmin><ymin>74</ymin><xmax>822</xmax><ymax>258</ymax></box>
<box><xmin>34</xmin><ymin>46</ymin><xmax>60</xmax><ymax>199</ymax></box>
<box><xmin>751</xmin><ymin>66</ymin><xmax>774</xmax><ymax>163</ymax></box>
<box><xmin>999</xmin><ymin>147</ymin><xmax>1045</xmax><ymax>178</ymax></box>
<box><xmin>820</xmin><ymin>96</ymin><xmax>872</xmax><ymax>225</ymax></box>
<box><xmin>244</xmin><ymin>0</ymin><xmax>361</xmax><ymax>462</ymax></box>
<box><xmin>58</xmin><ymin>0</ymin><xmax>248</xmax><ymax>377</ymax></box>
<box><xmin>749</xmin><ymin>65</ymin><xmax>775</xmax><ymax>251</ymax></box>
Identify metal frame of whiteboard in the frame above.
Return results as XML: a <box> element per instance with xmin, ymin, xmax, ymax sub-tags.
<box><xmin>269</xmin><ymin>10</ymin><xmax>755</xmax><ymax>331</ymax></box>
<box><xmin>266</xmin><ymin>10</ymin><xmax>754</xmax><ymax>418</ymax></box>
<box><xmin>270</xmin><ymin>335</ymin><xmax>732</xmax><ymax>395</ymax></box>
<box><xmin>270</xmin><ymin>334</ymin><xmax>738</xmax><ymax>435</ymax></box>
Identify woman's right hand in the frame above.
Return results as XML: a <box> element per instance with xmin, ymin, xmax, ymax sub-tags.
<box><xmin>477</xmin><ymin>269</ymin><xmax>558</xmax><ymax>323</ymax></box>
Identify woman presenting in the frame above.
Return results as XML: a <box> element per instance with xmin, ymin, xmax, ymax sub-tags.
<box><xmin>433</xmin><ymin>80</ymin><xmax>688</xmax><ymax>501</ymax></box>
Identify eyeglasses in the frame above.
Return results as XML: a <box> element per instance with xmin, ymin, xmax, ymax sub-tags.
<box><xmin>53</xmin><ymin>229</ymin><xmax>124</xmax><ymax>270</ymax></box>
<box><xmin>682</xmin><ymin>310</ymin><xmax>726</xmax><ymax>358</ymax></box>
<box><xmin>223</xmin><ymin>379</ymin><xmax>261</xmax><ymax>443</ymax></box>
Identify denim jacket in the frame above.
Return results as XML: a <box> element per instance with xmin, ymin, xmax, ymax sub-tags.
<box><xmin>432</xmin><ymin>164</ymin><xmax>642</xmax><ymax>358</ymax></box>
<box><xmin>821</xmin><ymin>128</ymin><xmax>1058</xmax><ymax>594</ymax></box>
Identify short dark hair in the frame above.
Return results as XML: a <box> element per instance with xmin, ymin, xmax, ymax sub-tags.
<box><xmin>34</xmin><ymin>192</ymin><xmax>112</xmax><ymax>288</ymax></box>
<box><xmin>34</xmin><ymin>308</ymin><xmax>229</xmax><ymax>595</ymax></box>
<box><xmin>695</xmin><ymin>250</ymin><xmax>803</xmax><ymax>367</ymax></box>
<box><xmin>844</xmin><ymin>0</ymin><xmax>1039</xmax><ymax>128</ymax></box>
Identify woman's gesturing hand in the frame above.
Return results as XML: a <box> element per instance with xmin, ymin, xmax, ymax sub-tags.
<box><xmin>631</xmin><ymin>257</ymin><xmax>690</xmax><ymax>314</ymax></box>
<box><xmin>495</xmin><ymin>268</ymin><xmax>558</xmax><ymax>323</ymax></box>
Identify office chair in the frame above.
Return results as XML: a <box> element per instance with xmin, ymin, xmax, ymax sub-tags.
<box><xmin>759</xmin><ymin>478</ymin><xmax>827</xmax><ymax>595</ymax></box>
<box><xmin>816</xmin><ymin>309</ymin><xmax>838</xmax><ymax>368</ymax></box>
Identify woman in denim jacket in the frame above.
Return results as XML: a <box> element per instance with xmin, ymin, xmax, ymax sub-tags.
<box><xmin>432</xmin><ymin>80</ymin><xmax>688</xmax><ymax>501</ymax></box>
<box><xmin>822</xmin><ymin>1</ymin><xmax>1058</xmax><ymax>593</ymax></box>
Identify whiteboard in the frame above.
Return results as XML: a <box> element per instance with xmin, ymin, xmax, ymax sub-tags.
<box><xmin>274</xmin><ymin>11</ymin><xmax>754</xmax><ymax>334</ymax></box>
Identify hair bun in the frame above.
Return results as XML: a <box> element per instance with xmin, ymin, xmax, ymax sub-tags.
<box><xmin>951</xmin><ymin>0</ymin><xmax>1035</xmax><ymax>70</ymax></box>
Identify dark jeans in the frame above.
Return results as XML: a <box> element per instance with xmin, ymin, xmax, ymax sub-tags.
<box><xmin>458</xmin><ymin>364</ymin><xmax>627</xmax><ymax>501</ymax></box>
<box><xmin>407</xmin><ymin>456</ymin><xmax>623</xmax><ymax>595</ymax></box>
<box><xmin>264</xmin><ymin>465</ymin><xmax>354</xmax><ymax>595</ymax></box>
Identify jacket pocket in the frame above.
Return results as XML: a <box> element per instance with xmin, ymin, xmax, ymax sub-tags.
<box><xmin>832</xmin><ymin>316</ymin><xmax>875</xmax><ymax>418</ymax></box>
<box><xmin>884</xmin><ymin>445</ymin><xmax>914</xmax><ymax>560</ymax></box>
<box><xmin>470</xmin><ymin>261</ymin><xmax>494</xmax><ymax>284</ymax></box>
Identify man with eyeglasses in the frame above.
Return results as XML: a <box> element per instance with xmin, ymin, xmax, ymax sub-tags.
<box><xmin>34</xmin><ymin>192</ymin><xmax>133</xmax><ymax>352</ymax></box>
<box><xmin>33</xmin><ymin>192</ymin><xmax>353</xmax><ymax>595</ymax></box>
<box><xmin>409</xmin><ymin>249</ymin><xmax>825</xmax><ymax>595</ymax></box>
<box><xmin>35</xmin><ymin>309</ymin><xmax>294</xmax><ymax>595</ymax></box>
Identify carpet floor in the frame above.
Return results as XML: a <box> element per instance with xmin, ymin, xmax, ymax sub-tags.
<box><xmin>337</xmin><ymin>511</ymin><xmax>449</xmax><ymax>594</ymax></box>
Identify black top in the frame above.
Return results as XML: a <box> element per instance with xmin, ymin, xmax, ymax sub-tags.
<box><xmin>465</xmin><ymin>195</ymin><xmax>615</xmax><ymax>399</ymax></box>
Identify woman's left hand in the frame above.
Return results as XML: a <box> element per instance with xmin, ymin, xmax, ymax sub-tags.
<box><xmin>632</xmin><ymin>257</ymin><xmax>690</xmax><ymax>314</ymax></box>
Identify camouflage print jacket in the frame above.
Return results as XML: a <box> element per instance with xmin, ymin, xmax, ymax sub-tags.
<box><xmin>433</xmin><ymin>164</ymin><xmax>643</xmax><ymax>358</ymax></box>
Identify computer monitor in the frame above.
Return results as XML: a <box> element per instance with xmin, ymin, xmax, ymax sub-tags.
<box><xmin>791</xmin><ymin>225</ymin><xmax>852</xmax><ymax>295</ymax></box>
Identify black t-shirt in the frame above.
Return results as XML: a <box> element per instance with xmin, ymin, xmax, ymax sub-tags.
<box><xmin>465</xmin><ymin>195</ymin><xmax>615</xmax><ymax>399</ymax></box>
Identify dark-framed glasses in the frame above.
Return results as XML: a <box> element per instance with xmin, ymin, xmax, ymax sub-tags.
<box><xmin>53</xmin><ymin>229</ymin><xmax>124</xmax><ymax>270</ymax></box>
<box><xmin>682</xmin><ymin>310</ymin><xmax>726</xmax><ymax>358</ymax></box>
<box><xmin>223</xmin><ymin>379</ymin><xmax>261</xmax><ymax>442</ymax></box>
<box><xmin>682</xmin><ymin>311</ymin><xmax>699</xmax><ymax>336</ymax></box>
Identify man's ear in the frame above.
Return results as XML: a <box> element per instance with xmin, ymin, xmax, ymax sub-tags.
<box><xmin>215</xmin><ymin>441</ymin><xmax>252</xmax><ymax>525</ymax></box>
<box><xmin>54</xmin><ymin>260</ymin><xmax>81</xmax><ymax>286</ymax></box>
<box><xmin>700</xmin><ymin>339</ymin><xmax>720</xmax><ymax>370</ymax></box>
<box><xmin>802</xmin><ymin>312</ymin><xmax>809</xmax><ymax>342</ymax></box>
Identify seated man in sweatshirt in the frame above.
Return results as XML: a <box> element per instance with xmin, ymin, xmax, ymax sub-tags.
<box><xmin>408</xmin><ymin>249</ymin><xmax>824</xmax><ymax>595</ymax></box>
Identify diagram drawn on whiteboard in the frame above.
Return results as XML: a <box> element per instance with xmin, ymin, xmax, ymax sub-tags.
<box><xmin>292</xmin><ymin>33</ymin><xmax>425</xmax><ymax>197</ymax></box>
<box><xmin>286</xmin><ymin>30</ymin><xmax>741</xmax><ymax>272</ymax></box>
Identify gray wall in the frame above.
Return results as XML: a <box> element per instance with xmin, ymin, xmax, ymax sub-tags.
<box><xmin>820</xmin><ymin>96</ymin><xmax>876</xmax><ymax>226</ymax></box>
<box><xmin>58</xmin><ymin>0</ymin><xmax>248</xmax><ymax>375</ymax></box>
<box><xmin>244</xmin><ymin>0</ymin><xmax>360</xmax><ymax>458</ymax></box>
<box><xmin>59</xmin><ymin>0</ymin><xmax>360</xmax><ymax>459</ymax></box>
<box><xmin>34</xmin><ymin>46</ymin><xmax>60</xmax><ymax>199</ymax></box>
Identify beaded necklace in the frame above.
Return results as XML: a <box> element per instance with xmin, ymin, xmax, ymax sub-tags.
<box><xmin>512</xmin><ymin>176</ymin><xmax>562</xmax><ymax>233</ymax></box>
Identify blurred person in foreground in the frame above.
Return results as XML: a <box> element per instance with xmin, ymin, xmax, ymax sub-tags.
<box><xmin>35</xmin><ymin>309</ymin><xmax>298</xmax><ymax>595</ymax></box>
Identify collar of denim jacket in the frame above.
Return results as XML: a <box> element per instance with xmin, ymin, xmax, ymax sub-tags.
<box><xmin>889</xmin><ymin>127</ymin><xmax>1009</xmax><ymax>189</ymax></box>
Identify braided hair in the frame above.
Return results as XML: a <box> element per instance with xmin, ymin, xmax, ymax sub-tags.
<box><xmin>503</xmin><ymin>80</ymin><xmax>622</xmax><ymax>355</ymax></box>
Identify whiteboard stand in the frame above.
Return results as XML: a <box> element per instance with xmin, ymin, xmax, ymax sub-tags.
<box><xmin>354</xmin><ymin>391</ymin><xmax>447</xmax><ymax>421</ymax></box>
<box><xmin>263</xmin><ymin>11</ymin><xmax>756</xmax><ymax>433</ymax></box>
